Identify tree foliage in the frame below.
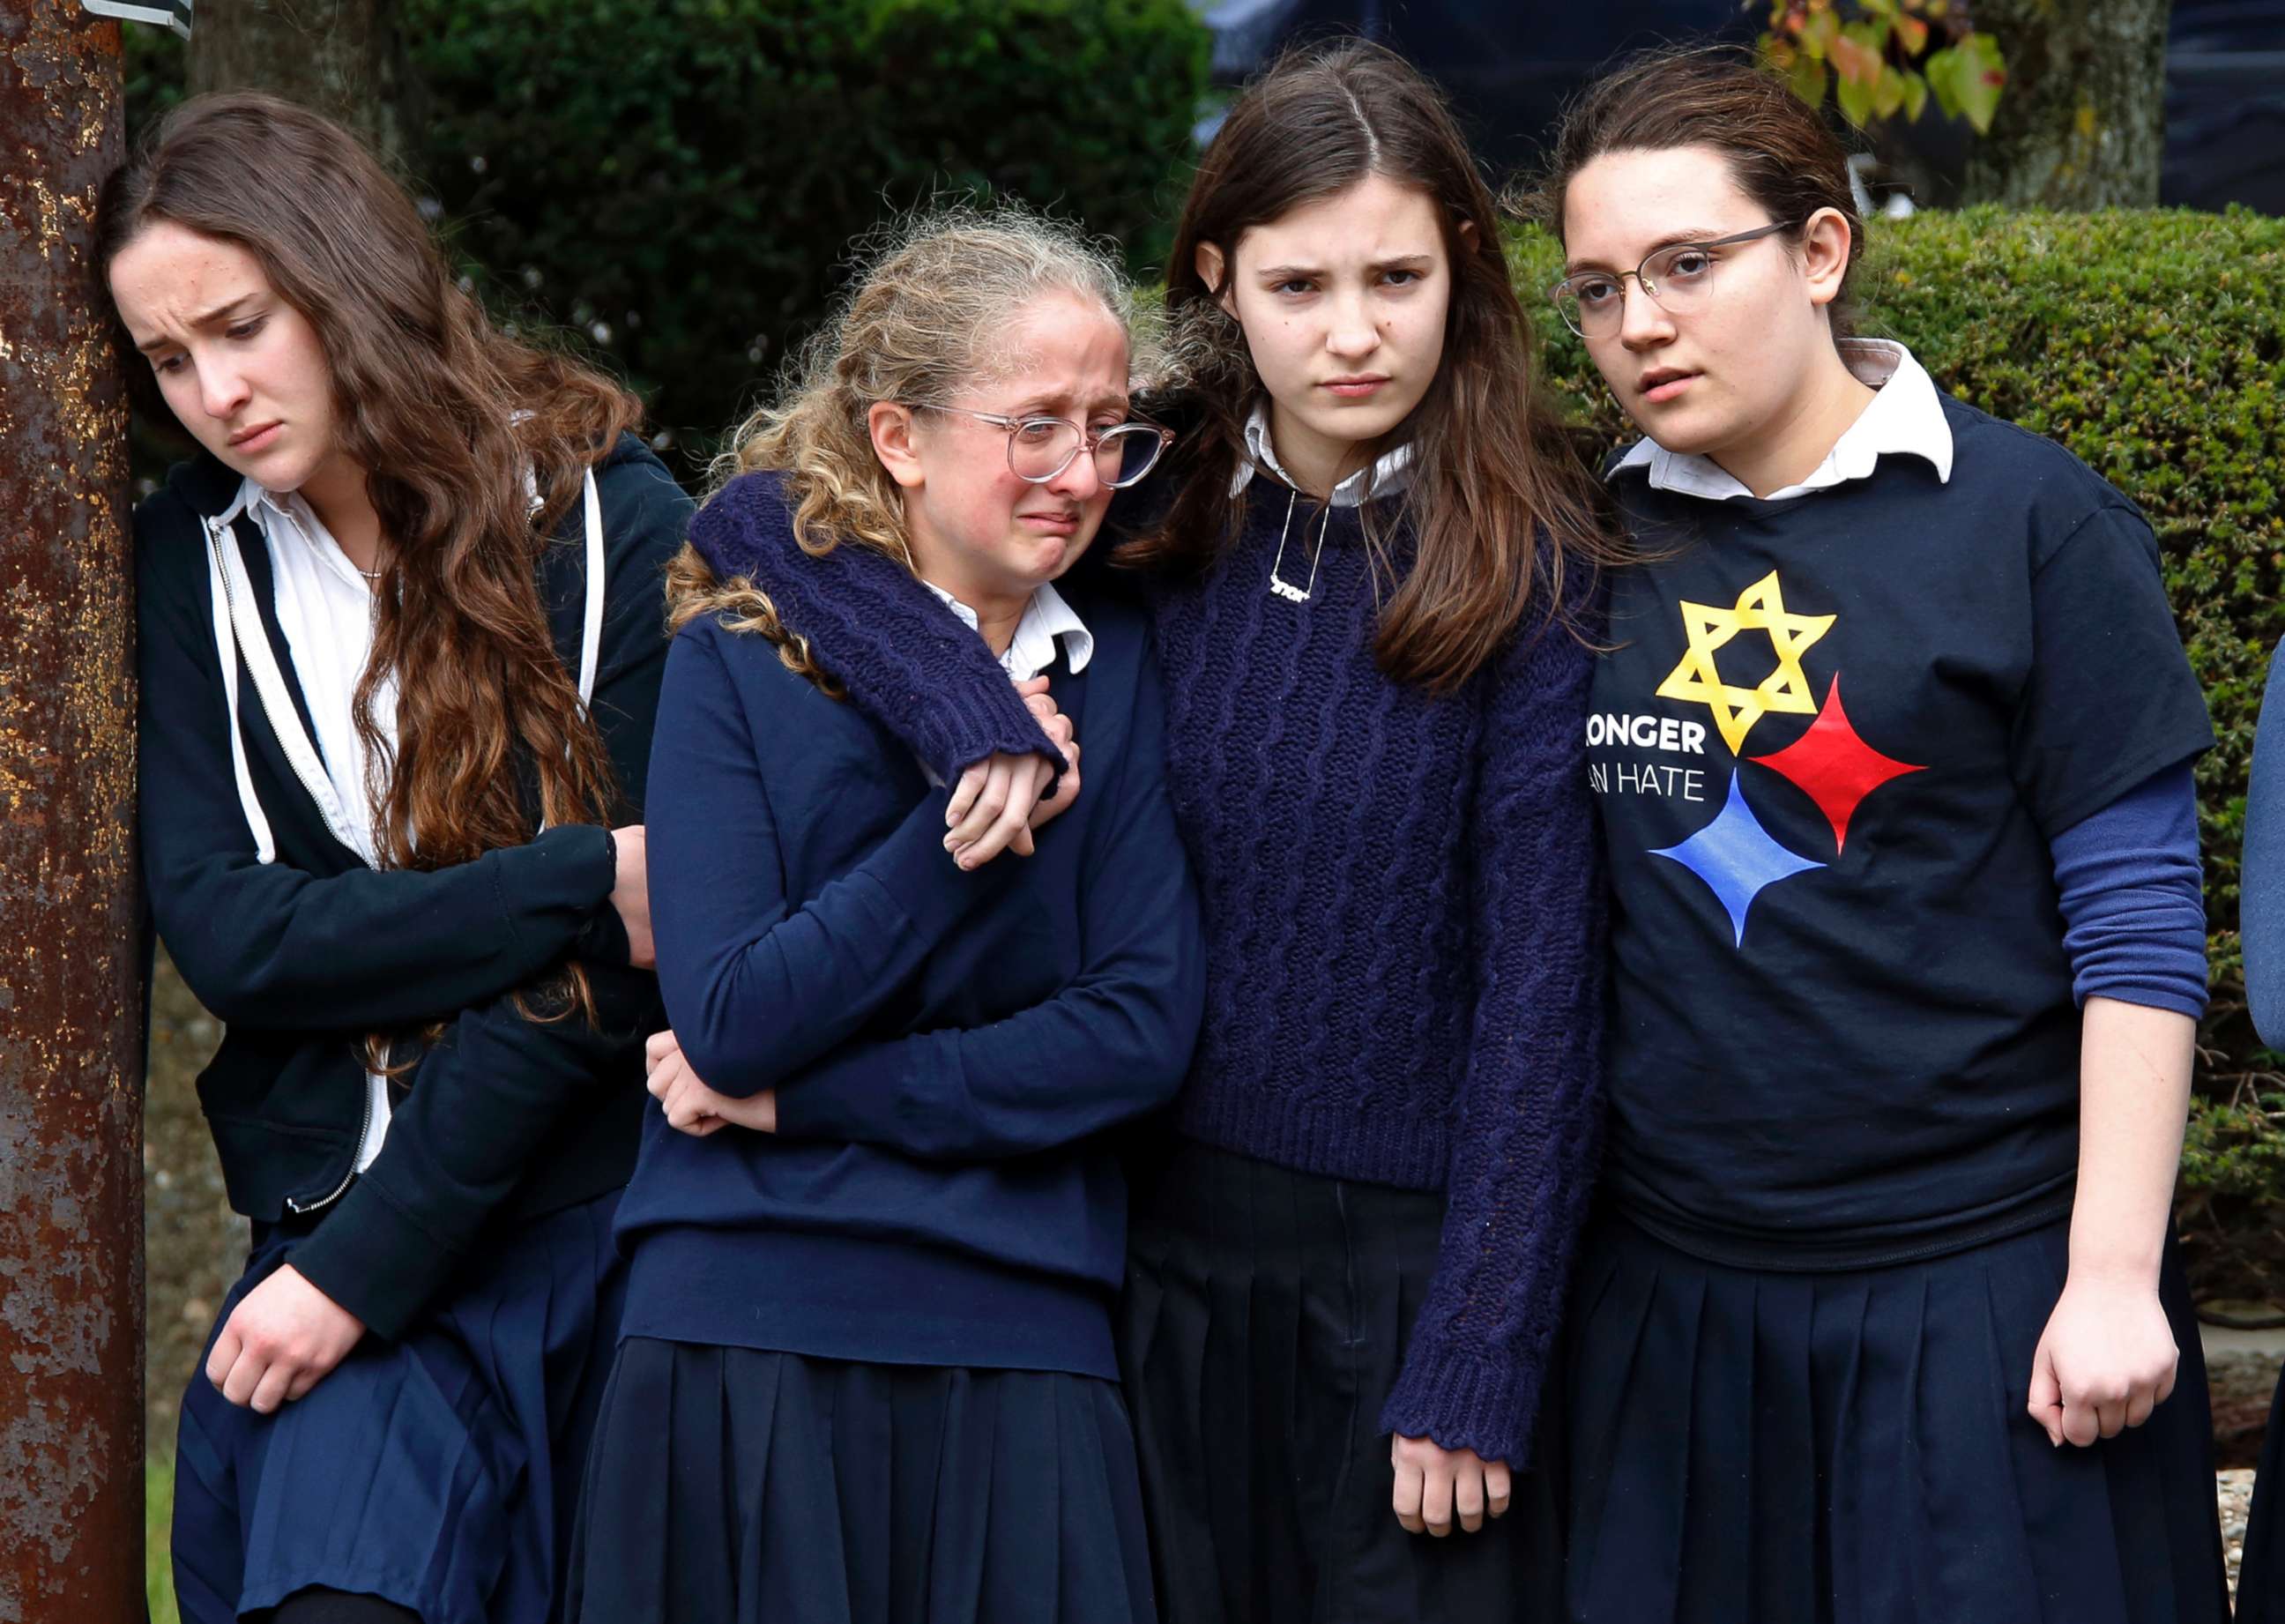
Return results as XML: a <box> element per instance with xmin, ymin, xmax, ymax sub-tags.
<box><xmin>1758</xmin><ymin>0</ymin><xmax>2009</xmax><ymax>133</ymax></box>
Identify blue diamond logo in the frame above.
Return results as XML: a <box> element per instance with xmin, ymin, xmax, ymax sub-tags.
<box><xmin>1650</xmin><ymin>774</ymin><xmax>1823</xmax><ymax>947</ymax></box>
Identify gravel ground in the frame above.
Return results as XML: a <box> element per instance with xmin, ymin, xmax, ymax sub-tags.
<box><xmin>2223</xmin><ymin>1468</ymin><xmax>2258</xmax><ymax>1602</ymax></box>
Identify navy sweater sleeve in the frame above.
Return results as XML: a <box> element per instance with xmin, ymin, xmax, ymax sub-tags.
<box><xmin>688</xmin><ymin>473</ymin><xmax>1059</xmax><ymax>782</ymax></box>
<box><xmin>646</xmin><ymin>617</ymin><xmax>1013</xmax><ymax>1099</ymax></box>
<box><xmin>769</xmin><ymin>644</ymin><xmax>1204</xmax><ymax>1160</ymax></box>
<box><xmin>1376</xmin><ymin>588</ymin><xmax>1610</xmax><ymax>1467</ymax></box>
<box><xmin>2050</xmin><ymin>764</ymin><xmax>2207</xmax><ymax>1019</ymax></box>
<box><xmin>267</xmin><ymin>448</ymin><xmax>690</xmax><ymax>1337</ymax></box>
<box><xmin>287</xmin><ymin>963</ymin><xmax>659</xmax><ymax>1338</ymax></box>
<box><xmin>2244</xmin><ymin>644</ymin><xmax>2285</xmax><ymax>1048</ymax></box>
<box><xmin>137</xmin><ymin>502</ymin><xmax>614</xmax><ymax>1030</ymax></box>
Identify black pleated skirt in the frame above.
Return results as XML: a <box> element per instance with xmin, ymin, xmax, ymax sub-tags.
<box><xmin>171</xmin><ymin>1189</ymin><xmax>626</xmax><ymax>1624</ymax></box>
<box><xmin>568</xmin><ymin>1339</ymin><xmax>1157</xmax><ymax>1624</ymax></box>
<box><xmin>1562</xmin><ymin>1211</ymin><xmax>2229</xmax><ymax>1624</ymax></box>
<box><xmin>2234</xmin><ymin>1368</ymin><xmax>2285</xmax><ymax>1622</ymax></box>
<box><xmin>1117</xmin><ymin>1135</ymin><xmax>1566</xmax><ymax>1624</ymax></box>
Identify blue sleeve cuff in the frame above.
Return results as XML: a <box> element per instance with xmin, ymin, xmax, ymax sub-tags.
<box><xmin>2050</xmin><ymin>764</ymin><xmax>2207</xmax><ymax>1017</ymax></box>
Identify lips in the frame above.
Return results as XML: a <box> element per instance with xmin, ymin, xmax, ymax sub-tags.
<box><xmin>1018</xmin><ymin>510</ymin><xmax>1081</xmax><ymax>536</ymax></box>
<box><xmin>1637</xmin><ymin>369</ymin><xmax>1698</xmax><ymax>405</ymax></box>
<box><xmin>228</xmin><ymin>421</ymin><xmax>282</xmax><ymax>452</ymax></box>
<box><xmin>1321</xmin><ymin>375</ymin><xmax>1390</xmax><ymax>399</ymax></box>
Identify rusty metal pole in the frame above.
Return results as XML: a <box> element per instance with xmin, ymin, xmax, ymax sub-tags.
<box><xmin>0</xmin><ymin>3</ymin><xmax>142</xmax><ymax>1620</ymax></box>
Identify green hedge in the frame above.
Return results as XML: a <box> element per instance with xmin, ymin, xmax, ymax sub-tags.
<box><xmin>403</xmin><ymin>0</ymin><xmax>1209</xmax><ymax>458</ymax></box>
<box><xmin>1513</xmin><ymin>208</ymin><xmax>2285</xmax><ymax>1293</ymax></box>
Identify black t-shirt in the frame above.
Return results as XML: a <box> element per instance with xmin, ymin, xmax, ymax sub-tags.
<box><xmin>1589</xmin><ymin>397</ymin><xmax>2212</xmax><ymax>1265</ymax></box>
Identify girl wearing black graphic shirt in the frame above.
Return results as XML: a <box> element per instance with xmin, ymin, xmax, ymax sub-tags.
<box><xmin>1542</xmin><ymin>48</ymin><xmax>2226</xmax><ymax>1622</ymax></box>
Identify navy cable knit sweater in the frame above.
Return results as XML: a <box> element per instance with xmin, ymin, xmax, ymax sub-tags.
<box><xmin>693</xmin><ymin>478</ymin><xmax>1607</xmax><ymax>1465</ymax></box>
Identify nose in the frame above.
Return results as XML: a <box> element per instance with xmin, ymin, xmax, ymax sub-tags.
<box><xmin>1616</xmin><ymin>279</ymin><xmax>1675</xmax><ymax>353</ymax></box>
<box><xmin>1046</xmin><ymin>440</ymin><xmax>1104</xmax><ymax>501</ymax></box>
<box><xmin>1323</xmin><ymin>287</ymin><xmax>1379</xmax><ymax>361</ymax></box>
<box><xmin>197</xmin><ymin>352</ymin><xmax>251</xmax><ymax>423</ymax></box>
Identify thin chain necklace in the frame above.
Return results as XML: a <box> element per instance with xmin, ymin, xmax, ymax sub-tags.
<box><xmin>1267</xmin><ymin>487</ymin><xmax>1334</xmax><ymax>604</ymax></box>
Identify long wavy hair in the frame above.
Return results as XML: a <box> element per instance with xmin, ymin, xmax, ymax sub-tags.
<box><xmin>1128</xmin><ymin>41</ymin><xmax>1618</xmax><ymax>690</ymax></box>
<box><xmin>672</xmin><ymin>207</ymin><xmax>1141</xmax><ymax>679</ymax></box>
<box><xmin>99</xmin><ymin>93</ymin><xmax>641</xmax><ymax>876</ymax></box>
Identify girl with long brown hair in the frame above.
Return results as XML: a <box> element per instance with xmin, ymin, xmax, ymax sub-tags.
<box><xmin>102</xmin><ymin>93</ymin><xmax>690</xmax><ymax>1624</ymax></box>
<box><xmin>664</xmin><ymin>40</ymin><xmax>1612</xmax><ymax>1623</ymax></box>
<box><xmin>1544</xmin><ymin>47</ymin><xmax>2225</xmax><ymax>1620</ymax></box>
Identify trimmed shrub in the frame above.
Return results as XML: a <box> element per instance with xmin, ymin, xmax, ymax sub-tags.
<box><xmin>403</xmin><ymin>0</ymin><xmax>1210</xmax><ymax>458</ymax></box>
<box><xmin>1513</xmin><ymin>207</ymin><xmax>2285</xmax><ymax>1297</ymax></box>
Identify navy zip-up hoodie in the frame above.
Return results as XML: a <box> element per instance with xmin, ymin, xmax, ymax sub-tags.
<box><xmin>134</xmin><ymin>434</ymin><xmax>691</xmax><ymax>1338</ymax></box>
<box><xmin>614</xmin><ymin>472</ymin><xmax>1205</xmax><ymax>1376</ymax></box>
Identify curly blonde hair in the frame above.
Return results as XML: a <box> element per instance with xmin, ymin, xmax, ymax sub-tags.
<box><xmin>669</xmin><ymin>205</ymin><xmax>1147</xmax><ymax>669</ymax></box>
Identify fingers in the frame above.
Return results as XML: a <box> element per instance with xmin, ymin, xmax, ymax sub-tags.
<box><xmin>1391</xmin><ymin>1444</ymin><xmax>1426</xmax><ymax>1536</ymax></box>
<box><xmin>249</xmin><ymin>1357</ymin><xmax>297</xmax><ymax>1416</ymax></box>
<box><xmin>2125</xmin><ymin>1388</ymin><xmax>2156</xmax><ymax>1430</ymax></box>
<box><xmin>955</xmin><ymin>757</ymin><xmax>1050</xmax><ymax>868</ymax></box>
<box><xmin>644</xmin><ymin>1029</ymin><xmax>679</xmax><ymax>1071</ymax></box>
<box><xmin>947</xmin><ymin>757</ymin><xmax>1021</xmax><ymax>861</ymax></box>
<box><xmin>2156</xmin><ymin>1354</ymin><xmax>2179</xmax><ymax>1407</ymax></box>
<box><xmin>1453</xmin><ymin>1457</ymin><xmax>1486</xmax><ymax>1533</ymax></box>
<box><xmin>2027</xmin><ymin>1345</ymin><xmax>2065</xmax><ymax>1447</ymax></box>
<box><xmin>1418</xmin><ymin>1455</ymin><xmax>1455</xmax><ymax>1538</ymax></box>
<box><xmin>1485</xmin><ymin>1459</ymin><xmax>1512</xmax><ymax>1521</ymax></box>
<box><xmin>205</xmin><ymin>1319</ymin><xmax>242</xmax><ymax>1394</ymax></box>
<box><xmin>645</xmin><ymin>1049</ymin><xmax>684</xmax><ymax>1102</ymax></box>
<box><xmin>948</xmin><ymin>761</ymin><xmax>988</xmax><ymax>831</ymax></box>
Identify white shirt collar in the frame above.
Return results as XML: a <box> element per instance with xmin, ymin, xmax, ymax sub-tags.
<box><xmin>1609</xmin><ymin>339</ymin><xmax>1954</xmax><ymax>503</ymax></box>
<box><xmin>922</xmin><ymin>577</ymin><xmax>1093</xmax><ymax>683</ymax></box>
<box><xmin>1229</xmin><ymin>399</ymin><xmax>1414</xmax><ymax>509</ymax></box>
<box><xmin>242</xmin><ymin>479</ymin><xmax>376</xmax><ymax>592</ymax></box>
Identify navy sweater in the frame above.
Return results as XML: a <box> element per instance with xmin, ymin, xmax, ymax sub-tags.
<box><xmin>690</xmin><ymin>473</ymin><xmax>1607</xmax><ymax>1464</ymax></box>
<box><xmin>134</xmin><ymin>436</ymin><xmax>690</xmax><ymax>1338</ymax></box>
<box><xmin>614</xmin><ymin>472</ymin><xmax>1205</xmax><ymax>1377</ymax></box>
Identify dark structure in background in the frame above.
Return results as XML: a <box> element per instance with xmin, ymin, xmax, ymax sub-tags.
<box><xmin>1198</xmin><ymin>0</ymin><xmax>1750</xmax><ymax>175</ymax></box>
<box><xmin>0</xmin><ymin>1</ymin><xmax>142</xmax><ymax>1614</ymax></box>
<box><xmin>2164</xmin><ymin>1</ymin><xmax>2285</xmax><ymax>212</ymax></box>
<box><xmin>1202</xmin><ymin>0</ymin><xmax>2283</xmax><ymax>212</ymax></box>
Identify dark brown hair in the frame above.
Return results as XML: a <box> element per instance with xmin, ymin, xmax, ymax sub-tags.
<box><xmin>1540</xmin><ymin>45</ymin><xmax>1866</xmax><ymax>339</ymax></box>
<box><xmin>98</xmin><ymin>93</ymin><xmax>641</xmax><ymax>879</ymax></box>
<box><xmin>1127</xmin><ymin>40</ymin><xmax>1615</xmax><ymax>691</ymax></box>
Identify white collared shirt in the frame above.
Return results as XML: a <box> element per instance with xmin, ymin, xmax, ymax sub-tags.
<box><xmin>1229</xmin><ymin>399</ymin><xmax>1414</xmax><ymax>508</ymax></box>
<box><xmin>240</xmin><ymin>476</ymin><xmax>398</xmax><ymax>1172</ymax></box>
<box><xmin>920</xmin><ymin>578</ymin><xmax>1094</xmax><ymax>683</ymax></box>
<box><xmin>1608</xmin><ymin>339</ymin><xmax>1954</xmax><ymax>503</ymax></box>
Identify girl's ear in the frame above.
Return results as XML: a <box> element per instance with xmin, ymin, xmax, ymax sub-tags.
<box><xmin>867</xmin><ymin>401</ymin><xmax>926</xmax><ymax>490</ymax></box>
<box><xmin>1195</xmin><ymin>241</ymin><xmax>1232</xmax><ymax>317</ymax></box>
<box><xmin>1799</xmin><ymin>205</ymin><xmax>1855</xmax><ymax>310</ymax></box>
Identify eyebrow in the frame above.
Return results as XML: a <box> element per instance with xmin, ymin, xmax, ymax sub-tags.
<box><xmin>132</xmin><ymin>295</ymin><xmax>259</xmax><ymax>354</ymax></box>
<box><xmin>1255</xmin><ymin>253</ymin><xmax>1435</xmax><ymax>279</ymax></box>
<box><xmin>1011</xmin><ymin>389</ymin><xmax>1131</xmax><ymax>417</ymax></box>
<box><xmin>1563</xmin><ymin>228</ymin><xmax>1733</xmax><ymax>277</ymax></box>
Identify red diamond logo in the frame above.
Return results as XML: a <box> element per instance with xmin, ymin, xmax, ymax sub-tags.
<box><xmin>1748</xmin><ymin>674</ymin><xmax>1924</xmax><ymax>854</ymax></box>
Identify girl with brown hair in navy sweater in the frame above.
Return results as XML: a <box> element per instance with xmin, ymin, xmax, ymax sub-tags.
<box><xmin>661</xmin><ymin>40</ymin><xmax>1616</xmax><ymax>1624</ymax></box>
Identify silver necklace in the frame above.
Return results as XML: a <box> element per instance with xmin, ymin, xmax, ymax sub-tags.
<box><xmin>1267</xmin><ymin>487</ymin><xmax>1334</xmax><ymax>603</ymax></box>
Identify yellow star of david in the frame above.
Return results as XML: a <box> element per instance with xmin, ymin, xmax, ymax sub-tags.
<box><xmin>1655</xmin><ymin>570</ymin><xmax>1836</xmax><ymax>754</ymax></box>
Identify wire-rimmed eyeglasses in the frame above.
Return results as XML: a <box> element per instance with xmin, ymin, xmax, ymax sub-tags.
<box><xmin>915</xmin><ymin>404</ymin><xmax>1175</xmax><ymax>489</ymax></box>
<box><xmin>1546</xmin><ymin>221</ymin><xmax>1798</xmax><ymax>339</ymax></box>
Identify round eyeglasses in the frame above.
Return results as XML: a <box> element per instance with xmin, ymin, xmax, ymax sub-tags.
<box><xmin>915</xmin><ymin>405</ymin><xmax>1175</xmax><ymax>489</ymax></box>
<box><xmin>1546</xmin><ymin>221</ymin><xmax>1798</xmax><ymax>339</ymax></box>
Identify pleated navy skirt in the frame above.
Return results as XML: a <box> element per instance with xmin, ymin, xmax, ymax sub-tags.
<box><xmin>1117</xmin><ymin>1135</ymin><xmax>1566</xmax><ymax>1624</ymax></box>
<box><xmin>1562</xmin><ymin>1211</ymin><xmax>2229</xmax><ymax>1624</ymax></box>
<box><xmin>2234</xmin><ymin>1370</ymin><xmax>2285</xmax><ymax>1622</ymax></box>
<box><xmin>171</xmin><ymin>1188</ymin><xmax>626</xmax><ymax>1624</ymax></box>
<box><xmin>568</xmin><ymin>1339</ymin><xmax>1157</xmax><ymax>1624</ymax></box>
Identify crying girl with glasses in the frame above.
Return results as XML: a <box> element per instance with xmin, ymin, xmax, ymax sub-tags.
<box><xmin>573</xmin><ymin>209</ymin><xmax>1204</xmax><ymax>1624</ymax></box>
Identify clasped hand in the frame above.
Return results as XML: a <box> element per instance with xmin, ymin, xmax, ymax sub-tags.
<box><xmin>646</xmin><ymin>1028</ymin><xmax>774</xmax><ymax>1136</ymax></box>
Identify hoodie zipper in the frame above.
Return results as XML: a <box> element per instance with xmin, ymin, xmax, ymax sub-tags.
<box><xmin>209</xmin><ymin>513</ymin><xmax>375</xmax><ymax>1217</ymax></box>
